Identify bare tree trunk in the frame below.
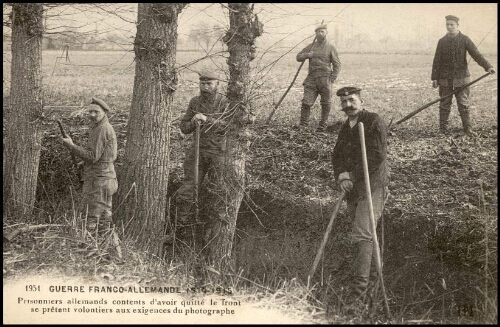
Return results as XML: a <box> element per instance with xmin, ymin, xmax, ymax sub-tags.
<box><xmin>3</xmin><ymin>4</ymin><xmax>44</xmax><ymax>220</ymax></box>
<box><xmin>115</xmin><ymin>3</ymin><xmax>186</xmax><ymax>256</ymax></box>
<box><xmin>204</xmin><ymin>3</ymin><xmax>262</xmax><ymax>273</ymax></box>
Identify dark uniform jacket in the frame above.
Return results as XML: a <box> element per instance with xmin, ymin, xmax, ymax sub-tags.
<box><xmin>66</xmin><ymin>115</ymin><xmax>117</xmax><ymax>181</ymax></box>
<box><xmin>180</xmin><ymin>93</ymin><xmax>230</xmax><ymax>153</ymax></box>
<box><xmin>431</xmin><ymin>32</ymin><xmax>492</xmax><ymax>81</ymax></box>
<box><xmin>331</xmin><ymin>110</ymin><xmax>390</xmax><ymax>198</ymax></box>
<box><xmin>296</xmin><ymin>39</ymin><xmax>341</xmax><ymax>81</ymax></box>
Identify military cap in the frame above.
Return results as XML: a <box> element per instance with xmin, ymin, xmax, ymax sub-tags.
<box><xmin>315</xmin><ymin>24</ymin><xmax>327</xmax><ymax>32</ymax></box>
<box><xmin>445</xmin><ymin>15</ymin><xmax>459</xmax><ymax>23</ymax></box>
<box><xmin>336</xmin><ymin>86</ymin><xmax>362</xmax><ymax>97</ymax></box>
<box><xmin>198</xmin><ymin>69</ymin><xmax>220</xmax><ymax>81</ymax></box>
<box><xmin>90</xmin><ymin>97</ymin><xmax>111</xmax><ymax>112</ymax></box>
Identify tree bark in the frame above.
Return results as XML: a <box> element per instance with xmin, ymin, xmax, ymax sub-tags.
<box><xmin>204</xmin><ymin>3</ymin><xmax>262</xmax><ymax>273</ymax></box>
<box><xmin>3</xmin><ymin>4</ymin><xmax>44</xmax><ymax>220</ymax></box>
<box><xmin>115</xmin><ymin>3</ymin><xmax>186</xmax><ymax>256</ymax></box>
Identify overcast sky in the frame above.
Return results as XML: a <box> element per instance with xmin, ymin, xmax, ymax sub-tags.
<box><xmin>181</xmin><ymin>3</ymin><xmax>497</xmax><ymax>40</ymax></box>
<box><xmin>37</xmin><ymin>3</ymin><xmax>497</xmax><ymax>51</ymax></box>
<box><xmin>191</xmin><ymin>3</ymin><xmax>497</xmax><ymax>45</ymax></box>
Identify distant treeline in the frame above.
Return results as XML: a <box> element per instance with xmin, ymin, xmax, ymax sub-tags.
<box><xmin>3</xmin><ymin>34</ymin><xmax>497</xmax><ymax>57</ymax></box>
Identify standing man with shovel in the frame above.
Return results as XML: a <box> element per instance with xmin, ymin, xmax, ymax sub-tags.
<box><xmin>295</xmin><ymin>23</ymin><xmax>341</xmax><ymax>132</ymax></box>
<box><xmin>175</xmin><ymin>69</ymin><xmax>229</xmax><ymax>243</ymax></box>
<box><xmin>331</xmin><ymin>87</ymin><xmax>390</xmax><ymax>313</ymax></box>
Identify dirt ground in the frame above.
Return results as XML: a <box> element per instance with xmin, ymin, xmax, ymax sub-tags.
<box><xmin>4</xmin><ymin>49</ymin><xmax>497</xmax><ymax>323</ymax></box>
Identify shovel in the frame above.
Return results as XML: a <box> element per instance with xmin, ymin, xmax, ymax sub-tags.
<box><xmin>358</xmin><ymin>122</ymin><xmax>391</xmax><ymax>319</ymax></box>
<box><xmin>194</xmin><ymin>121</ymin><xmax>201</xmax><ymax>222</ymax></box>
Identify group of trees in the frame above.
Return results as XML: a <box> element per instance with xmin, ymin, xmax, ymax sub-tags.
<box><xmin>42</xmin><ymin>31</ymin><xmax>130</xmax><ymax>51</ymax></box>
<box><xmin>4</xmin><ymin>21</ymin><xmax>227</xmax><ymax>52</ymax></box>
<box><xmin>187</xmin><ymin>21</ymin><xmax>225</xmax><ymax>51</ymax></box>
<box><xmin>3</xmin><ymin>3</ymin><xmax>261</xmax><ymax>274</ymax></box>
<box><xmin>3</xmin><ymin>23</ymin><xmax>227</xmax><ymax>52</ymax></box>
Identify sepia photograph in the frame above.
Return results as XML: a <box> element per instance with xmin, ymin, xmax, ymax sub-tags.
<box><xmin>3</xmin><ymin>3</ymin><xmax>497</xmax><ymax>324</ymax></box>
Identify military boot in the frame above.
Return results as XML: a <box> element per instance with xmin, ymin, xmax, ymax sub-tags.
<box><xmin>347</xmin><ymin>241</ymin><xmax>373</xmax><ymax>304</ymax></box>
<box><xmin>459</xmin><ymin>107</ymin><xmax>476</xmax><ymax>136</ymax></box>
<box><xmin>317</xmin><ymin>103</ymin><xmax>331</xmax><ymax>132</ymax></box>
<box><xmin>439</xmin><ymin>106</ymin><xmax>451</xmax><ymax>134</ymax></box>
<box><xmin>299</xmin><ymin>103</ymin><xmax>312</xmax><ymax>128</ymax></box>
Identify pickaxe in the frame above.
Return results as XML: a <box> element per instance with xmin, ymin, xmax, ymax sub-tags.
<box><xmin>38</xmin><ymin>108</ymin><xmax>83</xmax><ymax>186</ymax></box>
<box><xmin>55</xmin><ymin>119</ymin><xmax>81</xmax><ymax>171</ymax></box>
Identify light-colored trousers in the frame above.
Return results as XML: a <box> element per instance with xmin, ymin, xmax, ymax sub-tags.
<box><xmin>81</xmin><ymin>178</ymin><xmax>118</xmax><ymax>219</ymax></box>
<box><xmin>346</xmin><ymin>186</ymin><xmax>389</xmax><ymax>244</ymax></box>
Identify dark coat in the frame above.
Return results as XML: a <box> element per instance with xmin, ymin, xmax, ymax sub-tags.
<box><xmin>180</xmin><ymin>93</ymin><xmax>229</xmax><ymax>153</ymax></box>
<box><xmin>431</xmin><ymin>32</ymin><xmax>492</xmax><ymax>81</ymax></box>
<box><xmin>331</xmin><ymin>110</ymin><xmax>390</xmax><ymax>198</ymax></box>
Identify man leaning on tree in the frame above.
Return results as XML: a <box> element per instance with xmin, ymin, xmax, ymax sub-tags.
<box><xmin>431</xmin><ymin>14</ymin><xmax>496</xmax><ymax>136</ymax></box>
